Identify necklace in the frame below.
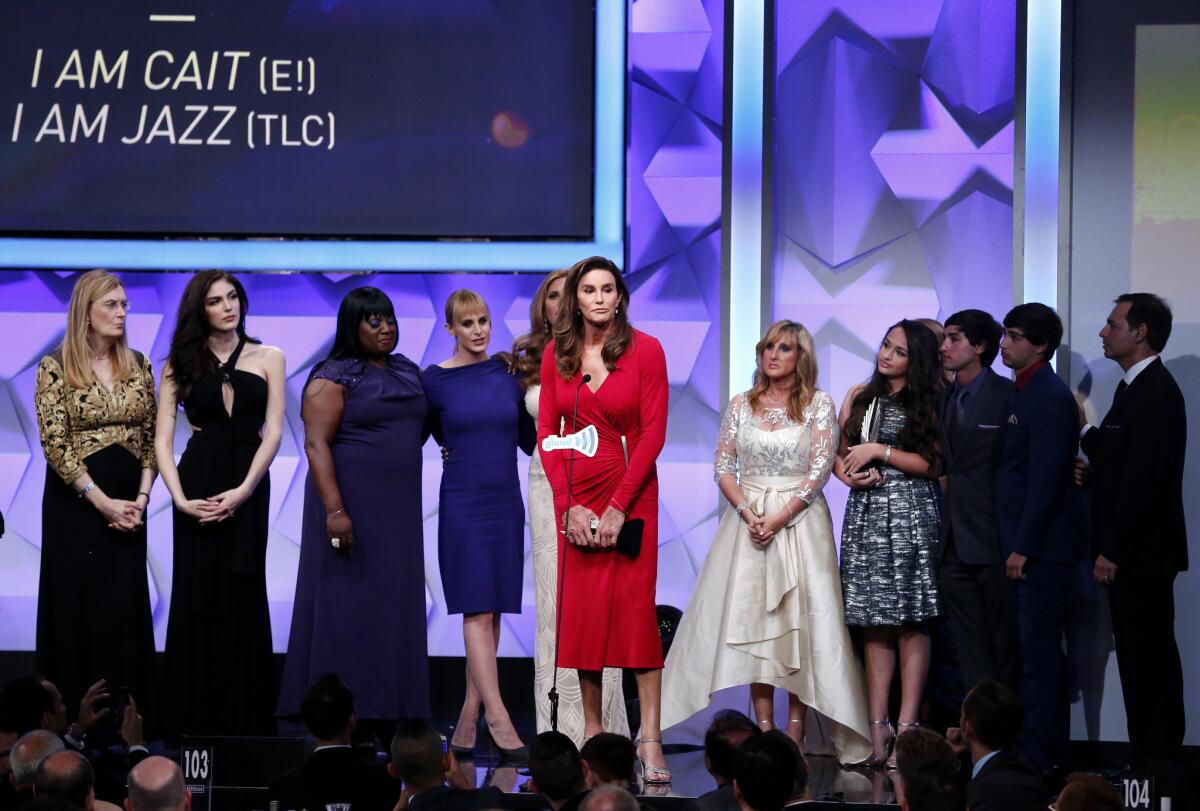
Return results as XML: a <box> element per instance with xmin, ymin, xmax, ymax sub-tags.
<box><xmin>88</xmin><ymin>348</ymin><xmax>111</xmax><ymax>362</ymax></box>
<box><xmin>761</xmin><ymin>390</ymin><xmax>788</xmax><ymax>407</ymax></box>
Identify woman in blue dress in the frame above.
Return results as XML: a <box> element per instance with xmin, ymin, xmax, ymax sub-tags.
<box><xmin>279</xmin><ymin>287</ymin><xmax>431</xmax><ymax>725</ymax></box>
<box><xmin>422</xmin><ymin>289</ymin><xmax>534</xmax><ymax>765</ymax></box>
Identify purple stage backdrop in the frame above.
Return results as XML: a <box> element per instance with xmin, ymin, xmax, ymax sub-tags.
<box><xmin>0</xmin><ymin>0</ymin><xmax>728</xmax><ymax>656</ymax></box>
<box><xmin>0</xmin><ymin>0</ymin><xmax>1015</xmax><ymax>659</ymax></box>
<box><xmin>771</xmin><ymin>0</ymin><xmax>1015</xmax><ymax>534</ymax></box>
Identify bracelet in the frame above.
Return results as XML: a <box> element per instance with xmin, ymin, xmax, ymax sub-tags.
<box><xmin>77</xmin><ymin>482</ymin><xmax>96</xmax><ymax>499</ymax></box>
<box><xmin>785</xmin><ymin>500</ymin><xmax>796</xmax><ymax>519</ymax></box>
<box><xmin>734</xmin><ymin>501</ymin><xmax>750</xmax><ymax>515</ymax></box>
<box><xmin>327</xmin><ymin>508</ymin><xmax>345</xmax><ymax>519</ymax></box>
<box><xmin>884</xmin><ymin>445</ymin><xmax>892</xmax><ymax>465</ymax></box>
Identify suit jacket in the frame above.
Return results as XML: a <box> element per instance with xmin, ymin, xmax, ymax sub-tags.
<box><xmin>268</xmin><ymin>747</ymin><xmax>398</xmax><ymax>811</ymax></box>
<box><xmin>1081</xmin><ymin>357</ymin><xmax>1188</xmax><ymax>573</ymax></box>
<box><xmin>683</xmin><ymin>783</ymin><xmax>738</xmax><ymax>811</ymax></box>
<box><xmin>408</xmin><ymin>784</ymin><xmax>506</xmax><ymax>811</ymax></box>
<box><xmin>939</xmin><ymin>369</ymin><xmax>1014</xmax><ymax>565</ymax></box>
<box><xmin>966</xmin><ymin>749</ymin><xmax>1049</xmax><ymax>811</ymax></box>
<box><xmin>997</xmin><ymin>364</ymin><xmax>1088</xmax><ymax>563</ymax></box>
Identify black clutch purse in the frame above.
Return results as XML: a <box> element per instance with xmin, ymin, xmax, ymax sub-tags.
<box><xmin>616</xmin><ymin>518</ymin><xmax>644</xmax><ymax>559</ymax></box>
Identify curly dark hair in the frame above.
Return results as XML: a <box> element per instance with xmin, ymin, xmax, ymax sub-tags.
<box><xmin>844</xmin><ymin>320</ymin><xmax>943</xmax><ymax>472</ymax></box>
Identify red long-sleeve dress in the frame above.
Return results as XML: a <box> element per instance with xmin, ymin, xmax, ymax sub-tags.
<box><xmin>537</xmin><ymin>330</ymin><xmax>669</xmax><ymax>670</ymax></box>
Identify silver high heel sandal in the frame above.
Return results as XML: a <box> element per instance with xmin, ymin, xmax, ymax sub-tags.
<box><xmin>886</xmin><ymin>721</ymin><xmax>920</xmax><ymax>770</ymax></box>
<box><xmin>845</xmin><ymin>719</ymin><xmax>894</xmax><ymax>769</ymax></box>
<box><xmin>634</xmin><ymin>737</ymin><xmax>672</xmax><ymax>784</ymax></box>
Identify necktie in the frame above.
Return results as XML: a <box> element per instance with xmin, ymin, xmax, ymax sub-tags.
<box><xmin>947</xmin><ymin>386</ymin><xmax>967</xmax><ymax>448</ymax></box>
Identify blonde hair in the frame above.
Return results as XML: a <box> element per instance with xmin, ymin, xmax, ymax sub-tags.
<box><xmin>748</xmin><ymin>320</ymin><xmax>818</xmax><ymax>422</ymax></box>
<box><xmin>443</xmin><ymin>289</ymin><xmax>488</xmax><ymax>326</ymax></box>
<box><xmin>512</xmin><ymin>268</ymin><xmax>569</xmax><ymax>388</ymax></box>
<box><xmin>62</xmin><ymin>270</ymin><xmax>138</xmax><ymax>389</ymax></box>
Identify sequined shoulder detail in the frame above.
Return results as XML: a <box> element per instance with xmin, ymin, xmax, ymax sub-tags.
<box><xmin>312</xmin><ymin>357</ymin><xmax>368</xmax><ymax>390</ymax></box>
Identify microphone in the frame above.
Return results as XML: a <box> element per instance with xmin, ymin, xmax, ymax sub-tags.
<box><xmin>550</xmin><ymin>371</ymin><xmax>591</xmax><ymax>731</ymax></box>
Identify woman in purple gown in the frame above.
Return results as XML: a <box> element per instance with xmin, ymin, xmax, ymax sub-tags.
<box><xmin>279</xmin><ymin>287</ymin><xmax>430</xmax><ymax>722</ymax></box>
<box><xmin>421</xmin><ymin>289</ymin><xmax>534</xmax><ymax>764</ymax></box>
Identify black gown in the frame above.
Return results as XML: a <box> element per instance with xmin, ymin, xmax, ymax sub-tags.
<box><xmin>162</xmin><ymin>338</ymin><xmax>276</xmax><ymax>736</ymax></box>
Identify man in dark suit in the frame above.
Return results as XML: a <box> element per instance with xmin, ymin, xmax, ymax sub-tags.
<box><xmin>996</xmin><ymin>303</ymin><xmax>1087</xmax><ymax>772</ymax></box>
<box><xmin>684</xmin><ymin>710</ymin><xmax>761</xmax><ymax>811</ymax></box>
<box><xmin>390</xmin><ymin>718</ymin><xmax>500</xmax><ymax>811</ymax></box>
<box><xmin>936</xmin><ymin>309</ymin><xmax>1019</xmax><ymax>693</ymax></box>
<box><xmin>1080</xmin><ymin>293</ymin><xmax>1187</xmax><ymax>766</ymax></box>
<box><xmin>268</xmin><ymin>674</ymin><xmax>398</xmax><ymax>811</ymax></box>
<box><xmin>947</xmin><ymin>680</ymin><xmax>1048</xmax><ymax>811</ymax></box>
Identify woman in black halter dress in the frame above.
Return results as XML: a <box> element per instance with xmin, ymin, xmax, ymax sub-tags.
<box><xmin>157</xmin><ymin>271</ymin><xmax>286</xmax><ymax>736</ymax></box>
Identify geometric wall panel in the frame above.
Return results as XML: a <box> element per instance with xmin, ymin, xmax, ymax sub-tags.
<box><xmin>772</xmin><ymin>0</ymin><xmax>1015</xmax><ymax>541</ymax></box>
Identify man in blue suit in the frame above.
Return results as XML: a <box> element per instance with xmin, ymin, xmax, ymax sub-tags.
<box><xmin>996</xmin><ymin>303</ymin><xmax>1087</xmax><ymax>773</ymax></box>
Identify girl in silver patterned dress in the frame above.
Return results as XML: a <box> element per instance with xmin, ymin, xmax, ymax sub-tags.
<box><xmin>833</xmin><ymin>320</ymin><xmax>943</xmax><ymax>767</ymax></box>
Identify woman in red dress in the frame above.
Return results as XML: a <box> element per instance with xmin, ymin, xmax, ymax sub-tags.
<box><xmin>537</xmin><ymin>256</ymin><xmax>670</xmax><ymax>782</ymax></box>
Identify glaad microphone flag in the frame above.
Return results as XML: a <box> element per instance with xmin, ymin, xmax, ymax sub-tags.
<box><xmin>540</xmin><ymin>424</ymin><xmax>599</xmax><ymax>458</ymax></box>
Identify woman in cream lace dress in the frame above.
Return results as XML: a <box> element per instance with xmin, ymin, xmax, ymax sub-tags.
<box><xmin>512</xmin><ymin>270</ymin><xmax>628</xmax><ymax>746</ymax></box>
<box><xmin>661</xmin><ymin>320</ymin><xmax>870</xmax><ymax>764</ymax></box>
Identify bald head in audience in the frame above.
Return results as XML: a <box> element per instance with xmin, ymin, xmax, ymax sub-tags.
<box><xmin>35</xmin><ymin>750</ymin><xmax>94</xmax><ymax>809</ymax></box>
<box><xmin>126</xmin><ymin>756</ymin><xmax>190</xmax><ymax>811</ymax></box>
<box><xmin>580</xmin><ymin>784</ymin><xmax>640</xmax><ymax>811</ymax></box>
<box><xmin>10</xmin><ymin>730</ymin><xmax>65</xmax><ymax>791</ymax></box>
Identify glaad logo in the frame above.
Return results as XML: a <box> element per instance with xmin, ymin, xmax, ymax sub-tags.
<box><xmin>540</xmin><ymin>424</ymin><xmax>599</xmax><ymax>457</ymax></box>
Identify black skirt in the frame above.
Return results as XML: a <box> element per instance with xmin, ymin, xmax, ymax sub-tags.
<box><xmin>36</xmin><ymin>445</ymin><xmax>158</xmax><ymax>725</ymax></box>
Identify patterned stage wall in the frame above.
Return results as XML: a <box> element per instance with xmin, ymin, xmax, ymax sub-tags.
<box><xmin>770</xmin><ymin>0</ymin><xmax>1016</xmax><ymax>534</ymax></box>
<box><xmin>0</xmin><ymin>0</ymin><xmax>727</xmax><ymax>656</ymax></box>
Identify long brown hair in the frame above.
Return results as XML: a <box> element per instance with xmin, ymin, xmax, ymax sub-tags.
<box><xmin>844</xmin><ymin>320</ymin><xmax>942</xmax><ymax>472</ymax></box>
<box><xmin>61</xmin><ymin>270</ymin><xmax>139</xmax><ymax>388</ymax></box>
<box><xmin>747</xmin><ymin>320</ymin><xmax>818</xmax><ymax>422</ymax></box>
<box><xmin>166</xmin><ymin>270</ymin><xmax>260</xmax><ymax>413</ymax></box>
<box><xmin>553</xmin><ymin>256</ymin><xmax>632</xmax><ymax>380</ymax></box>
<box><xmin>512</xmin><ymin>269</ymin><xmax>568</xmax><ymax>388</ymax></box>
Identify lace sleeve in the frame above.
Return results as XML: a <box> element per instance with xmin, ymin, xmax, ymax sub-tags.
<box><xmin>713</xmin><ymin>392</ymin><xmax>745</xmax><ymax>482</ymax></box>
<box><xmin>797</xmin><ymin>391</ymin><xmax>838</xmax><ymax>504</ymax></box>
<box><xmin>35</xmin><ymin>356</ymin><xmax>86</xmax><ymax>484</ymax></box>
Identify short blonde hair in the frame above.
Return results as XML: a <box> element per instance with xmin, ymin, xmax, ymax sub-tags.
<box><xmin>443</xmin><ymin>289</ymin><xmax>488</xmax><ymax>325</ymax></box>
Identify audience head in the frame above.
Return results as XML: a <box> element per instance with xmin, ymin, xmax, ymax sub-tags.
<box><xmin>579</xmin><ymin>784</ymin><xmax>640</xmax><ymax>811</ymax></box>
<box><xmin>961</xmin><ymin>680</ymin><xmax>1024</xmax><ymax>753</ymax></box>
<box><xmin>775</xmin><ymin>733</ymin><xmax>808</xmax><ymax>801</ymax></box>
<box><xmin>703</xmin><ymin>710</ymin><xmax>761</xmax><ymax>785</ymax></box>
<box><xmin>943</xmin><ymin>309</ymin><xmax>1003</xmax><ymax>371</ymax></box>
<box><xmin>34</xmin><ymin>750</ymin><xmax>94</xmax><ymax>809</ymax></box>
<box><xmin>0</xmin><ymin>712</ymin><xmax>18</xmax><ymax>780</ymax></box>
<box><xmin>1054</xmin><ymin>772</ymin><xmax>1121</xmax><ymax>811</ymax></box>
<box><xmin>1</xmin><ymin>676</ymin><xmax>68</xmax><ymax>736</ymax></box>
<box><xmin>893</xmin><ymin>728</ymin><xmax>963</xmax><ymax>811</ymax></box>
<box><xmin>733</xmin><ymin>731</ymin><xmax>796</xmax><ymax>811</ymax></box>
<box><xmin>1002</xmin><ymin>303</ymin><xmax>1063</xmax><ymax>367</ymax></box>
<box><xmin>11</xmin><ymin>730</ymin><xmax>66</xmax><ymax>789</ymax></box>
<box><xmin>580</xmin><ymin>733</ymin><xmax>636</xmax><ymax>788</ymax></box>
<box><xmin>529</xmin><ymin>731</ymin><xmax>586</xmax><ymax>805</ymax></box>
<box><xmin>300</xmin><ymin>673</ymin><xmax>356</xmax><ymax>743</ymax></box>
<box><xmin>126</xmin><ymin>756</ymin><xmax>190</xmax><ymax>811</ymax></box>
<box><xmin>1104</xmin><ymin>293</ymin><xmax>1172</xmax><ymax>362</ymax></box>
<box><xmin>389</xmin><ymin>718</ymin><xmax>448</xmax><ymax>789</ymax></box>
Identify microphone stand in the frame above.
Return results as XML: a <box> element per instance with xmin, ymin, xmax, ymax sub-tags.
<box><xmin>550</xmin><ymin>373</ymin><xmax>590</xmax><ymax>732</ymax></box>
